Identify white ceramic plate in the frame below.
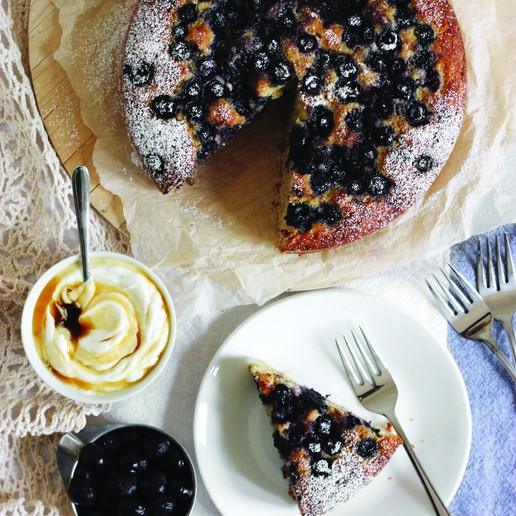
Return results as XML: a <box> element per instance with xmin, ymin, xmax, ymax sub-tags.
<box><xmin>193</xmin><ymin>290</ymin><xmax>471</xmax><ymax>516</ymax></box>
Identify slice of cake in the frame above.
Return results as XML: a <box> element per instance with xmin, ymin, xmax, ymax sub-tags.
<box><xmin>249</xmin><ymin>359</ymin><xmax>402</xmax><ymax>515</ymax></box>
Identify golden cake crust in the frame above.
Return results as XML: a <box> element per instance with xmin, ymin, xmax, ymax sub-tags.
<box><xmin>278</xmin><ymin>0</ymin><xmax>467</xmax><ymax>252</ymax></box>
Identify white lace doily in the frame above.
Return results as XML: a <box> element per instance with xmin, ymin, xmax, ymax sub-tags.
<box><xmin>0</xmin><ymin>1</ymin><xmax>129</xmax><ymax>512</ymax></box>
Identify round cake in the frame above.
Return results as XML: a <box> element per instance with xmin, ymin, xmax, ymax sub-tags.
<box><xmin>122</xmin><ymin>0</ymin><xmax>466</xmax><ymax>253</ymax></box>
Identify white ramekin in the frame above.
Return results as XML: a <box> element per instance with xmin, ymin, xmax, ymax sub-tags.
<box><xmin>21</xmin><ymin>251</ymin><xmax>177</xmax><ymax>404</ymax></box>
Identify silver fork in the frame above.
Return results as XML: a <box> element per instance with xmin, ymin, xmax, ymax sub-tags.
<box><xmin>426</xmin><ymin>265</ymin><xmax>516</xmax><ymax>381</ymax></box>
<box><xmin>477</xmin><ymin>233</ymin><xmax>516</xmax><ymax>364</ymax></box>
<box><xmin>335</xmin><ymin>328</ymin><xmax>450</xmax><ymax>516</ymax></box>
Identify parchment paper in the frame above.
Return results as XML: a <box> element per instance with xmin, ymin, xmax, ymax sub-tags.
<box><xmin>53</xmin><ymin>0</ymin><xmax>516</xmax><ymax>308</ymax></box>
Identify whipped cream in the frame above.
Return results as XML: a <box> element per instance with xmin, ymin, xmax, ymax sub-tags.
<box><xmin>32</xmin><ymin>257</ymin><xmax>170</xmax><ymax>393</ymax></box>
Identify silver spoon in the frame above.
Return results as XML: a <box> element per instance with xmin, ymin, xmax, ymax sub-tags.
<box><xmin>72</xmin><ymin>166</ymin><xmax>90</xmax><ymax>281</ymax></box>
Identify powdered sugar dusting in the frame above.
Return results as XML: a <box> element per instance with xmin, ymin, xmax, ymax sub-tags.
<box><xmin>123</xmin><ymin>0</ymin><xmax>197</xmax><ymax>191</ymax></box>
<box><xmin>294</xmin><ymin>446</ymin><xmax>370</xmax><ymax>516</ymax></box>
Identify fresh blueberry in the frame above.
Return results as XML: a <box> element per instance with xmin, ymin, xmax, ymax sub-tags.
<box><xmin>415</xmin><ymin>23</ymin><xmax>435</xmax><ymax>45</ymax></box>
<box><xmin>335</xmin><ymin>78</ymin><xmax>361</xmax><ymax>103</ymax></box>
<box><xmin>124</xmin><ymin>61</ymin><xmax>154</xmax><ymax>87</ymax></box>
<box><xmin>404</xmin><ymin>100</ymin><xmax>431</xmax><ymax>126</ymax></box>
<box><xmin>335</xmin><ymin>55</ymin><xmax>359</xmax><ymax>79</ymax></box>
<box><xmin>368</xmin><ymin>174</ymin><xmax>391</xmax><ymax>196</ymax></box>
<box><xmin>164</xmin><ymin>449</ymin><xmax>188</xmax><ymax>473</ymax></box>
<box><xmin>414</xmin><ymin>154</ymin><xmax>434</xmax><ymax>172</ymax></box>
<box><xmin>170</xmin><ymin>480</ymin><xmax>194</xmax><ymax>501</ymax></box>
<box><xmin>301</xmin><ymin>71</ymin><xmax>323</xmax><ymax>95</ymax></box>
<box><xmin>79</xmin><ymin>444</ymin><xmax>107</xmax><ymax>471</ymax></box>
<box><xmin>270</xmin><ymin>60</ymin><xmax>294</xmax><ymax>86</ymax></box>
<box><xmin>301</xmin><ymin>387</ymin><xmax>328</xmax><ymax>412</ymax></box>
<box><xmin>285</xmin><ymin>202</ymin><xmax>318</xmax><ymax>231</ymax></box>
<box><xmin>297</xmin><ymin>32</ymin><xmax>318</xmax><ymax>53</ymax></box>
<box><xmin>109</xmin><ymin>475</ymin><xmax>138</xmax><ymax>499</ymax></box>
<box><xmin>140</xmin><ymin>470</ymin><xmax>167</xmax><ymax>497</ymax></box>
<box><xmin>117</xmin><ymin>498</ymin><xmax>147</xmax><ymax>516</ymax></box>
<box><xmin>356</xmin><ymin>437</ymin><xmax>378</xmax><ymax>459</ymax></box>
<box><xmin>72</xmin><ymin>466</ymin><xmax>94</xmax><ymax>483</ymax></box>
<box><xmin>376</xmin><ymin>29</ymin><xmax>398</xmax><ymax>52</ymax></box>
<box><xmin>69</xmin><ymin>479</ymin><xmax>97</xmax><ymax>507</ymax></box>
<box><xmin>170</xmin><ymin>41</ymin><xmax>197</xmax><ymax>61</ymax></box>
<box><xmin>151</xmin><ymin>95</ymin><xmax>176</xmax><ymax>119</ymax></box>
<box><xmin>148</xmin><ymin>495</ymin><xmax>176</xmax><ymax>516</ymax></box>
<box><xmin>309</xmin><ymin>105</ymin><xmax>334</xmax><ymax>137</ymax></box>
<box><xmin>145</xmin><ymin>154</ymin><xmax>164</xmax><ymax>176</ymax></box>
<box><xmin>96</xmin><ymin>433</ymin><xmax>121</xmax><ymax>454</ymax></box>
<box><xmin>143</xmin><ymin>432</ymin><xmax>171</xmax><ymax>457</ymax></box>
<box><xmin>119</xmin><ymin>451</ymin><xmax>150</xmax><ymax>473</ymax></box>
<box><xmin>177</xmin><ymin>3</ymin><xmax>198</xmax><ymax>24</ymax></box>
<box><xmin>318</xmin><ymin>203</ymin><xmax>342</xmax><ymax>226</ymax></box>
<box><xmin>311</xmin><ymin>458</ymin><xmax>331</xmax><ymax>477</ymax></box>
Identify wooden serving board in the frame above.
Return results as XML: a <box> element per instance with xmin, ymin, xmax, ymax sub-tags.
<box><xmin>28</xmin><ymin>0</ymin><xmax>127</xmax><ymax>233</ymax></box>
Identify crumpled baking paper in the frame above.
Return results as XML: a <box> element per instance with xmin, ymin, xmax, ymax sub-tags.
<box><xmin>52</xmin><ymin>0</ymin><xmax>516</xmax><ymax>310</ymax></box>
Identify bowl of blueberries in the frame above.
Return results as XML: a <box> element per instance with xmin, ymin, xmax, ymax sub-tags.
<box><xmin>57</xmin><ymin>424</ymin><xmax>196</xmax><ymax>515</ymax></box>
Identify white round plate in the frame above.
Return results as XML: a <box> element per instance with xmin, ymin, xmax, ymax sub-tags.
<box><xmin>193</xmin><ymin>289</ymin><xmax>471</xmax><ymax>516</ymax></box>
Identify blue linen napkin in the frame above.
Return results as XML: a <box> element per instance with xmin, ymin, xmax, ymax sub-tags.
<box><xmin>448</xmin><ymin>223</ymin><xmax>516</xmax><ymax>516</ymax></box>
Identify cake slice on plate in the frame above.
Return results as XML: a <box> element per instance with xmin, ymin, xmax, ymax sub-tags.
<box><xmin>249</xmin><ymin>359</ymin><xmax>402</xmax><ymax>516</ymax></box>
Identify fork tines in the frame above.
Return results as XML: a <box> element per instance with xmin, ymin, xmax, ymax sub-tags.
<box><xmin>335</xmin><ymin>326</ymin><xmax>389</xmax><ymax>392</ymax></box>
<box><xmin>478</xmin><ymin>232</ymin><xmax>515</xmax><ymax>290</ymax></box>
<box><xmin>426</xmin><ymin>264</ymin><xmax>482</xmax><ymax>317</ymax></box>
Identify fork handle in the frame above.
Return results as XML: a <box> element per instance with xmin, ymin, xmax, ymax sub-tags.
<box><xmin>480</xmin><ymin>335</ymin><xmax>516</xmax><ymax>381</ymax></box>
<box><xmin>498</xmin><ymin>315</ymin><xmax>516</xmax><ymax>366</ymax></box>
<box><xmin>386</xmin><ymin>412</ymin><xmax>450</xmax><ymax>516</ymax></box>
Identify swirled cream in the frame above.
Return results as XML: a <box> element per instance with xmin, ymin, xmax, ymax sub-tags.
<box><xmin>32</xmin><ymin>257</ymin><xmax>171</xmax><ymax>393</ymax></box>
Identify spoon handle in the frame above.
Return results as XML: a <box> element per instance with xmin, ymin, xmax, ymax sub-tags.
<box><xmin>72</xmin><ymin>166</ymin><xmax>90</xmax><ymax>282</ymax></box>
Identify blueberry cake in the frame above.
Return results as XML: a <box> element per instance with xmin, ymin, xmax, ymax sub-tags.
<box><xmin>122</xmin><ymin>0</ymin><xmax>466</xmax><ymax>252</ymax></box>
<box><xmin>249</xmin><ymin>360</ymin><xmax>402</xmax><ymax>515</ymax></box>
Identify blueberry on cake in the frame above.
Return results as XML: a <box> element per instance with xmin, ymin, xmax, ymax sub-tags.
<box><xmin>122</xmin><ymin>0</ymin><xmax>466</xmax><ymax>252</ymax></box>
<box><xmin>249</xmin><ymin>360</ymin><xmax>402</xmax><ymax>515</ymax></box>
